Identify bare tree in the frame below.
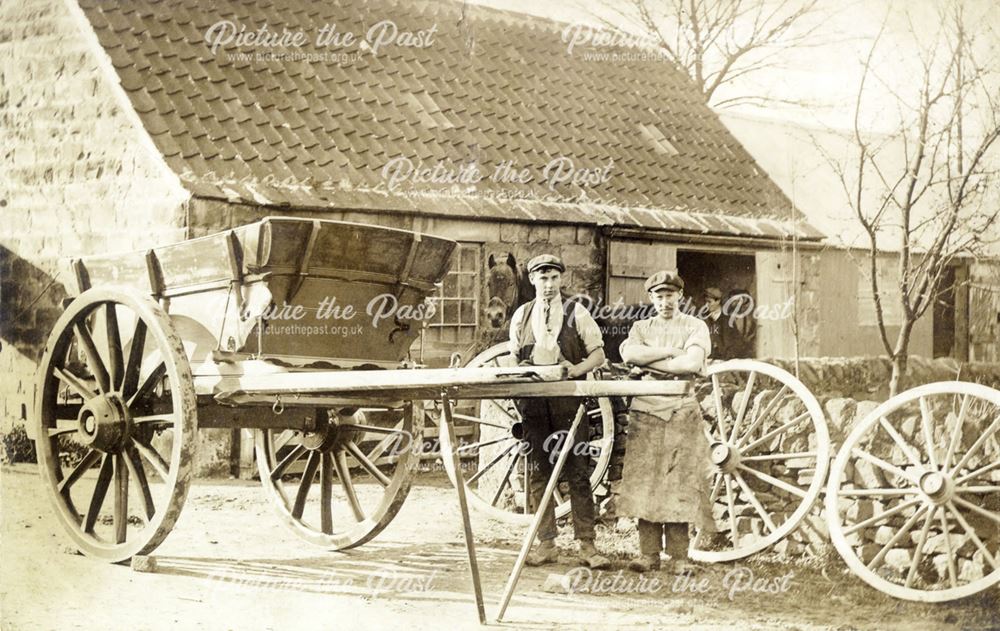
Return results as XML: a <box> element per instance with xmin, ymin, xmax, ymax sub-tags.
<box><xmin>832</xmin><ymin>3</ymin><xmax>1000</xmax><ymax>396</ymax></box>
<box><xmin>592</xmin><ymin>0</ymin><xmax>830</xmax><ymax>107</ymax></box>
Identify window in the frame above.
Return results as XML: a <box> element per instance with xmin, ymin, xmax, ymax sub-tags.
<box><xmin>425</xmin><ymin>243</ymin><xmax>480</xmax><ymax>345</ymax></box>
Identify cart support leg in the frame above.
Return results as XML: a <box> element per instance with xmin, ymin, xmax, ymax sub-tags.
<box><xmin>440</xmin><ymin>393</ymin><xmax>487</xmax><ymax>625</ymax></box>
<box><xmin>496</xmin><ymin>404</ymin><xmax>586</xmax><ymax>622</ymax></box>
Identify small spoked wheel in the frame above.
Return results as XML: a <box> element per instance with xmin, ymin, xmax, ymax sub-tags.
<box><xmin>255</xmin><ymin>402</ymin><xmax>423</xmax><ymax>549</ymax></box>
<box><xmin>436</xmin><ymin>343</ymin><xmax>614</xmax><ymax>525</ymax></box>
<box><xmin>690</xmin><ymin>359</ymin><xmax>830</xmax><ymax>563</ymax></box>
<box><xmin>34</xmin><ymin>288</ymin><xmax>196</xmax><ymax>563</ymax></box>
<box><xmin>827</xmin><ymin>382</ymin><xmax>1000</xmax><ymax>601</ymax></box>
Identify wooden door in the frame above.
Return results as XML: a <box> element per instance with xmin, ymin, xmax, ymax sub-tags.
<box><xmin>606</xmin><ymin>240</ymin><xmax>676</xmax><ymax>305</ymax></box>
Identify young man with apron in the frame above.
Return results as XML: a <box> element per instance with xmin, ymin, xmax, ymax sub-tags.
<box><xmin>618</xmin><ymin>270</ymin><xmax>715</xmax><ymax>573</ymax></box>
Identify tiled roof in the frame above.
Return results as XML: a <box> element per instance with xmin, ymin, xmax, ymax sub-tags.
<box><xmin>77</xmin><ymin>0</ymin><xmax>822</xmax><ymax>240</ymax></box>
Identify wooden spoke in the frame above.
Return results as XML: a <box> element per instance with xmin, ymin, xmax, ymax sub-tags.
<box><xmin>74</xmin><ymin>323</ymin><xmax>110</xmax><ymax>395</ymax></box>
<box><xmin>736</xmin><ymin>385</ymin><xmax>790</xmax><ymax>447</ymax></box>
<box><xmin>83</xmin><ymin>454</ymin><xmax>114</xmax><ymax>533</ymax></box>
<box><xmin>733</xmin><ymin>471</ymin><xmax>776</xmax><ymax>533</ymax></box>
<box><xmin>274</xmin><ymin>430</ymin><xmax>297</xmax><ymax>452</ymax></box>
<box><xmin>725</xmin><ymin>474</ymin><xmax>738</xmax><ymax>545</ymax></box>
<box><xmin>450</xmin><ymin>413</ymin><xmax>509</xmax><ymax>431</ymax></box>
<box><xmin>132</xmin><ymin>438</ymin><xmax>170</xmax><ymax>481</ymax></box>
<box><xmin>489</xmin><ymin>402</ymin><xmax>521</xmax><ymax>426</ymax></box>
<box><xmin>905</xmin><ymin>507</ymin><xmax>938</xmax><ymax>588</ymax></box>
<box><xmin>339</xmin><ymin>423</ymin><xmax>408</xmax><ymax>436</ymax></box>
<box><xmin>957</xmin><ymin>461</ymin><xmax>1000</xmax><ymax>485</ymax></box>
<box><xmin>291</xmin><ymin>451</ymin><xmax>320</xmax><ymax>520</ymax></box>
<box><xmin>552</xmin><ymin>485</ymin><xmax>568</xmax><ymax>508</ymax></box>
<box><xmin>491</xmin><ymin>453</ymin><xmax>519</xmax><ymax>508</ymax></box>
<box><xmin>270</xmin><ymin>444</ymin><xmax>307</xmax><ymax>482</ymax></box>
<box><xmin>131</xmin><ymin>414</ymin><xmax>176</xmax><ymax>425</ymax></box>
<box><xmin>851</xmin><ymin>447</ymin><xmax>915</xmax><ymax>484</ymax></box>
<box><xmin>957</xmin><ymin>486</ymin><xmax>1000</xmax><ymax>494</ymax></box>
<box><xmin>867</xmin><ymin>505</ymin><xmax>929</xmax><ymax>570</ymax></box>
<box><xmin>742</xmin><ymin>451</ymin><xmax>817</xmax><ymax>463</ymax></box>
<box><xmin>345</xmin><ymin>440</ymin><xmax>391</xmax><ymax>487</ymax></box>
<box><xmin>523</xmin><ymin>450</ymin><xmax>532</xmax><ymax>514</ymax></box>
<box><xmin>113</xmin><ymin>454</ymin><xmax>129</xmax><ymax>544</ymax></box>
<box><xmin>740</xmin><ymin>412</ymin><xmax>810</xmax><ymax>453</ymax></box>
<box><xmin>121</xmin><ymin>319</ymin><xmax>147</xmax><ymax>398</ymax></box>
<box><xmin>710</xmin><ymin>473</ymin><xmax>723</xmax><ymax>503</ymax></box>
<box><xmin>48</xmin><ymin>425</ymin><xmax>80</xmax><ymax>439</ymax></box>
<box><xmin>320</xmin><ymin>452</ymin><xmax>333</xmax><ymax>534</ymax></box>
<box><xmin>333</xmin><ymin>450</ymin><xmax>365</xmax><ymax>522</ymax></box>
<box><xmin>457</xmin><ymin>435</ymin><xmax>517</xmax><ymax>454</ymax></box>
<box><xmin>710</xmin><ymin>375</ymin><xmax>730</xmax><ymax>440</ymax></box>
<box><xmin>53</xmin><ymin>367</ymin><xmax>96</xmax><ymax>402</ymax></box>
<box><xmin>105</xmin><ymin>304</ymin><xmax>124</xmax><ymax>391</ymax></box>
<box><xmin>57</xmin><ymin>449</ymin><xmax>102</xmax><ymax>495</ymax></box>
<box><xmin>845</xmin><ymin>497</ymin><xmax>922</xmax><ymax>536</ymax></box>
<box><xmin>946</xmin><ymin>500</ymin><xmax>1000</xmax><ymax>571</ymax></box>
<box><xmin>837</xmin><ymin>487</ymin><xmax>918</xmax><ymax>498</ymax></box>
<box><xmin>123</xmin><ymin>444</ymin><xmax>155</xmax><ymax>520</ymax></box>
<box><xmin>953</xmin><ymin>496</ymin><xmax>1000</xmax><ymax>527</ymax></box>
<box><xmin>942</xmin><ymin>395</ymin><xmax>971</xmax><ymax>472</ymax></box>
<box><xmin>128</xmin><ymin>362</ymin><xmax>166</xmax><ymax>408</ymax></box>
<box><xmin>467</xmin><ymin>442</ymin><xmax>517</xmax><ymax>485</ymax></box>
<box><xmin>940</xmin><ymin>510</ymin><xmax>958</xmax><ymax>589</ymax></box>
<box><xmin>878</xmin><ymin>417</ymin><xmax>924</xmax><ymax>470</ymax></box>
<box><xmin>737</xmin><ymin>463</ymin><xmax>807</xmax><ymax>498</ymax></box>
<box><xmin>728</xmin><ymin>371</ymin><xmax>757</xmax><ymax>443</ymax></box>
<box><xmin>919</xmin><ymin>397</ymin><xmax>939</xmax><ymax>470</ymax></box>
<box><xmin>951</xmin><ymin>415</ymin><xmax>1000</xmax><ymax>476</ymax></box>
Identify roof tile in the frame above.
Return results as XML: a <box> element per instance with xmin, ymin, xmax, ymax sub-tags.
<box><xmin>78</xmin><ymin>0</ymin><xmax>818</xmax><ymax>240</ymax></box>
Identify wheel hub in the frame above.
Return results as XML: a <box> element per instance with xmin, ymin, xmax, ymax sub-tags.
<box><xmin>710</xmin><ymin>441</ymin><xmax>741</xmax><ymax>473</ymax></box>
<box><xmin>77</xmin><ymin>393</ymin><xmax>130</xmax><ymax>452</ymax></box>
<box><xmin>510</xmin><ymin>422</ymin><xmax>524</xmax><ymax>441</ymax></box>
<box><xmin>304</xmin><ymin>410</ymin><xmax>363</xmax><ymax>451</ymax></box>
<box><xmin>919</xmin><ymin>470</ymin><xmax>955</xmax><ymax>504</ymax></box>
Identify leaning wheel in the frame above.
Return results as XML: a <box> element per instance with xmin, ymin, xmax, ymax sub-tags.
<box><xmin>34</xmin><ymin>288</ymin><xmax>196</xmax><ymax>563</ymax></box>
<box><xmin>690</xmin><ymin>359</ymin><xmax>830</xmax><ymax>563</ymax></box>
<box><xmin>436</xmin><ymin>342</ymin><xmax>615</xmax><ymax>525</ymax></box>
<box><xmin>827</xmin><ymin>382</ymin><xmax>1000</xmax><ymax>601</ymax></box>
<box><xmin>255</xmin><ymin>401</ymin><xmax>423</xmax><ymax>549</ymax></box>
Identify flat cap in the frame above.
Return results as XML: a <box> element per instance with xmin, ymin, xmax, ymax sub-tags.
<box><xmin>704</xmin><ymin>286</ymin><xmax>723</xmax><ymax>300</ymax></box>
<box><xmin>644</xmin><ymin>269</ymin><xmax>684</xmax><ymax>293</ymax></box>
<box><xmin>526</xmin><ymin>254</ymin><xmax>565</xmax><ymax>274</ymax></box>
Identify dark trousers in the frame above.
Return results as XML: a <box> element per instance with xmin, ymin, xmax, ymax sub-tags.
<box><xmin>638</xmin><ymin>519</ymin><xmax>690</xmax><ymax>559</ymax></box>
<box><xmin>516</xmin><ymin>396</ymin><xmax>596</xmax><ymax>542</ymax></box>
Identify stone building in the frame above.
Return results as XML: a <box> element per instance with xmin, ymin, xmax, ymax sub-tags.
<box><xmin>2</xmin><ymin>0</ymin><xmax>823</xmax><ymax>471</ymax></box>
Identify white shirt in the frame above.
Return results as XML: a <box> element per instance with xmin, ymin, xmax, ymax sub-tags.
<box><xmin>508</xmin><ymin>298</ymin><xmax>604</xmax><ymax>365</ymax></box>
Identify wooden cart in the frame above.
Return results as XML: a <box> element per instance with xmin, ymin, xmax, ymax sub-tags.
<box><xmin>30</xmin><ymin>216</ymin><xmax>999</xmax><ymax>609</ymax></box>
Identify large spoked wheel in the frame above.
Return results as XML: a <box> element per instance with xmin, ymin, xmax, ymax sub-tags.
<box><xmin>34</xmin><ymin>288</ymin><xmax>196</xmax><ymax>563</ymax></box>
<box><xmin>690</xmin><ymin>359</ymin><xmax>830</xmax><ymax>563</ymax></box>
<box><xmin>255</xmin><ymin>402</ymin><xmax>423</xmax><ymax>549</ymax></box>
<box><xmin>436</xmin><ymin>343</ymin><xmax>615</xmax><ymax>525</ymax></box>
<box><xmin>827</xmin><ymin>382</ymin><xmax>1000</xmax><ymax>602</ymax></box>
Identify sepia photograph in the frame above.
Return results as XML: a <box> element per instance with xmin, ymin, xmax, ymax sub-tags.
<box><xmin>2</xmin><ymin>0</ymin><xmax>999</xmax><ymax>628</ymax></box>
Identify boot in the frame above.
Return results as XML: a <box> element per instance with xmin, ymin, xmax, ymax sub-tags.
<box><xmin>578</xmin><ymin>539</ymin><xmax>612</xmax><ymax>570</ymax></box>
<box><xmin>628</xmin><ymin>553</ymin><xmax>661</xmax><ymax>573</ymax></box>
<box><xmin>525</xmin><ymin>539</ymin><xmax>559</xmax><ymax>567</ymax></box>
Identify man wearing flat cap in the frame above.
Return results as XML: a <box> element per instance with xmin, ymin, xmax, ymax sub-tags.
<box><xmin>508</xmin><ymin>253</ymin><xmax>611</xmax><ymax>569</ymax></box>
<box><xmin>703</xmin><ymin>286</ymin><xmax>726</xmax><ymax>359</ymax></box>
<box><xmin>618</xmin><ymin>270</ymin><xmax>715</xmax><ymax>573</ymax></box>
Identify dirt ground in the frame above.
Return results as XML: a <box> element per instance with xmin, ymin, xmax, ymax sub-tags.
<box><xmin>3</xmin><ymin>464</ymin><xmax>999</xmax><ymax>631</ymax></box>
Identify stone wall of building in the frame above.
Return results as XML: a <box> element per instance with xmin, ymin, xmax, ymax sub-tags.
<box><xmin>0</xmin><ymin>0</ymin><xmax>240</xmax><ymax>475</ymax></box>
